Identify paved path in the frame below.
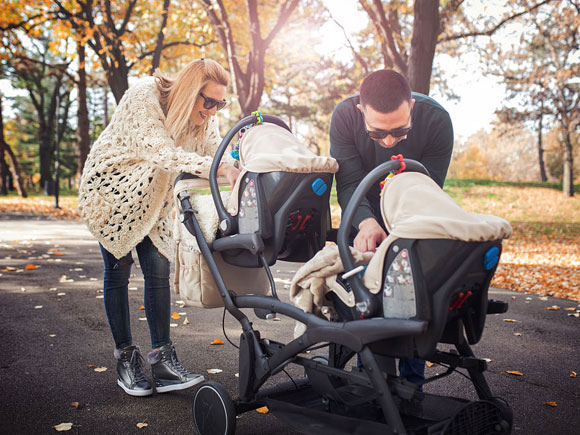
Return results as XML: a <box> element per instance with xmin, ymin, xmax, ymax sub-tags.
<box><xmin>0</xmin><ymin>218</ymin><xmax>578</xmax><ymax>434</ymax></box>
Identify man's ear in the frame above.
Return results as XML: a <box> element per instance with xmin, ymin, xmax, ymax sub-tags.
<box><xmin>356</xmin><ymin>103</ymin><xmax>363</xmax><ymax>113</ymax></box>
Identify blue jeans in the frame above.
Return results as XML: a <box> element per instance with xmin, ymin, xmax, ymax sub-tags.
<box><xmin>99</xmin><ymin>237</ymin><xmax>171</xmax><ymax>350</ymax></box>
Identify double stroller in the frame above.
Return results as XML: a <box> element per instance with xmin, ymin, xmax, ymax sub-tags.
<box><xmin>175</xmin><ymin>114</ymin><xmax>514</xmax><ymax>435</ymax></box>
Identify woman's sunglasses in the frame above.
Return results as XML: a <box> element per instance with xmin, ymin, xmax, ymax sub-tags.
<box><xmin>363</xmin><ymin>108</ymin><xmax>413</xmax><ymax>140</ymax></box>
<box><xmin>199</xmin><ymin>92</ymin><xmax>227</xmax><ymax>111</ymax></box>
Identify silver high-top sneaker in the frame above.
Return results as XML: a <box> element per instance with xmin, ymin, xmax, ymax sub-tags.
<box><xmin>114</xmin><ymin>345</ymin><xmax>153</xmax><ymax>397</ymax></box>
<box><xmin>148</xmin><ymin>343</ymin><xmax>204</xmax><ymax>393</ymax></box>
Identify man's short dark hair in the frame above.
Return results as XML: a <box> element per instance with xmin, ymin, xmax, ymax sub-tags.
<box><xmin>360</xmin><ymin>69</ymin><xmax>412</xmax><ymax>113</ymax></box>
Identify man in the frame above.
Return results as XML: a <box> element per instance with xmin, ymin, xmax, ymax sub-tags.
<box><xmin>330</xmin><ymin>69</ymin><xmax>453</xmax><ymax>253</ymax></box>
<box><xmin>329</xmin><ymin>69</ymin><xmax>454</xmax><ymax>387</ymax></box>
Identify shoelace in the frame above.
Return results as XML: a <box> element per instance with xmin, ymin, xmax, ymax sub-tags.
<box><xmin>129</xmin><ymin>349</ymin><xmax>149</xmax><ymax>383</ymax></box>
<box><xmin>168</xmin><ymin>349</ymin><xmax>191</xmax><ymax>376</ymax></box>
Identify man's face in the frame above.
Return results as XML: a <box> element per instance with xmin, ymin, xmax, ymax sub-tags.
<box><xmin>357</xmin><ymin>99</ymin><xmax>414</xmax><ymax>149</ymax></box>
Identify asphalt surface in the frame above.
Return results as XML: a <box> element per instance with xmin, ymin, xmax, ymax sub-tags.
<box><xmin>0</xmin><ymin>216</ymin><xmax>579</xmax><ymax>435</ymax></box>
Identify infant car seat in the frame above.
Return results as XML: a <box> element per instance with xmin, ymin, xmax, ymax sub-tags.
<box><xmin>338</xmin><ymin>171</ymin><xmax>512</xmax><ymax>359</ymax></box>
<box><xmin>214</xmin><ymin>122</ymin><xmax>338</xmax><ymax>267</ymax></box>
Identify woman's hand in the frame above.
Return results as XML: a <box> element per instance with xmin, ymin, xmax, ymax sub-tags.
<box><xmin>217</xmin><ymin>163</ymin><xmax>241</xmax><ymax>189</ymax></box>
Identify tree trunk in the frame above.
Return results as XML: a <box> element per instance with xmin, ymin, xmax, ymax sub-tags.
<box><xmin>0</xmin><ymin>136</ymin><xmax>8</xmax><ymax>195</ymax></box>
<box><xmin>77</xmin><ymin>44</ymin><xmax>91</xmax><ymax>180</ymax></box>
<box><xmin>38</xmin><ymin>123</ymin><xmax>53</xmax><ymax>188</ymax></box>
<box><xmin>537</xmin><ymin>111</ymin><xmax>547</xmax><ymax>182</ymax></box>
<box><xmin>562</xmin><ymin>129</ymin><xmax>574</xmax><ymax>197</ymax></box>
<box><xmin>0</xmin><ymin>95</ymin><xmax>27</xmax><ymax>197</ymax></box>
<box><xmin>238</xmin><ymin>50</ymin><xmax>267</xmax><ymax>114</ymax></box>
<box><xmin>106</xmin><ymin>63</ymin><xmax>130</xmax><ymax>104</ymax></box>
<box><xmin>150</xmin><ymin>0</ymin><xmax>171</xmax><ymax>75</ymax></box>
<box><xmin>104</xmin><ymin>84</ymin><xmax>110</xmax><ymax>128</ymax></box>
<box><xmin>408</xmin><ymin>0</ymin><xmax>440</xmax><ymax>94</ymax></box>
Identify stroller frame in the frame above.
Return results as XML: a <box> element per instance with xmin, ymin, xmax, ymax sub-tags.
<box><xmin>180</xmin><ymin>114</ymin><xmax>512</xmax><ymax>435</ymax></box>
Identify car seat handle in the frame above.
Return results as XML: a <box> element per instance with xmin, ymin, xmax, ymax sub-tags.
<box><xmin>209</xmin><ymin>114</ymin><xmax>291</xmax><ymax>235</ymax></box>
<box><xmin>337</xmin><ymin>159</ymin><xmax>429</xmax><ymax>318</ymax></box>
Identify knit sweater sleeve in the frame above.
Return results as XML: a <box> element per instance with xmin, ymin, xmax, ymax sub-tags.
<box><xmin>121</xmin><ymin>79</ymin><xmax>219</xmax><ymax>179</ymax></box>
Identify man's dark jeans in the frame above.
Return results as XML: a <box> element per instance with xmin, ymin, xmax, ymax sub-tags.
<box><xmin>99</xmin><ymin>237</ymin><xmax>171</xmax><ymax>349</ymax></box>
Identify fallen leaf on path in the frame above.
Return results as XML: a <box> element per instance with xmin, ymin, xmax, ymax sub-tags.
<box><xmin>207</xmin><ymin>368</ymin><xmax>223</xmax><ymax>374</ymax></box>
<box><xmin>71</xmin><ymin>402</ymin><xmax>79</xmax><ymax>408</ymax></box>
<box><xmin>564</xmin><ymin>307</ymin><xmax>576</xmax><ymax>311</ymax></box>
<box><xmin>506</xmin><ymin>370</ymin><xmax>523</xmax><ymax>376</ymax></box>
<box><xmin>426</xmin><ymin>361</ymin><xmax>435</xmax><ymax>368</ymax></box>
<box><xmin>210</xmin><ymin>338</ymin><xmax>224</xmax><ymax>345</ymax></box>
<box><xmin>514</xmin><ymin>333</ymin><xmax>522</xmax><ymax>336</ymax></box>
<box><xmin>34</xmin><ymin>305</ymin><xmax>43</xmax><ymax>309</ymax></box>
<box><xmin>87</xmin><ymin>365</ymin><xmax>95</xmax><ymax>368</ymax></box>
<box><xmin>543</xmin><ymin>401</ymin><xmax>558</xmax><ymax>407</ymax></box>
<box><xmin>49</xmin><ymin>334</ymin><xmax>56</xmax><ymax>338</ymax></box>
<box><xmin>183</xmin><ymin>317</ymin><xmax>190</xmax><ymax>325</ymax></box>
<box><xmin>94</xmin><ymin>367</ymin><xmax>107</xmax><ymax>372</ymax></box>
<box><xmin>170</xmin><ymin>323</ymin><xmax>178</xmax><ymax>328</ymax></box>
<box><xmin>53</xmin><ymin>422</ymin><xmax>73</xmax><ymax>431</ymax></box>
<box><xmin>567</xmin><ymin>313</ymin><xmax>579</xmax><ymax>317</ymax></box>
<box><xmin>136</xmin><ymin>423</ymin><xmax>148</xmax><ymax>429</ymax></box>
<box><xmin>256</xmin><ymin>406</ymin><xmax>269</xmax><ymax>414</ymax></box>
<box><xmin>503</xmin><ymin>319</ymin><xmax>519</xmax><ymax>323</ymax></box>
<box><xmin>139</xmin><ymin>305</ymin><xmax>145</xmax><ymax>310</ymax></box>
<box><xmin>571</xmin><ymin>371</ymin><xmax>577</xmax><ymax>378</ymax></box>
<box><xmin>545</xmin><ymin>305</ymin><xmax>560</xmax><ymax>311</ymax></box>
<box><xmin>171</xmin><ymin>312</ymin><xmax>181</xmax><ymax>320</ymax></box>
<box><xmin>25</xmin><ymin>264</ymin><xmax>36</xmax><ymax>270</ymax></box>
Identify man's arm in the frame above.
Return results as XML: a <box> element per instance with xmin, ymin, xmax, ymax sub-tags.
<box><xmin>329</xmin><ymin>102</ymin><xmax>375</xmax><ymax>230</ymax></box>
<box><xmin>419</xmin><ymin>110</ymin><xmax>454</xmax><ymax>188</ymax></box>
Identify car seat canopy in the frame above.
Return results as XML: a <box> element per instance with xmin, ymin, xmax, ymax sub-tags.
<box><xmin>228</xmin><ymin>124</ymin><xmax>338</xmax><ymax>215</ymax></box>
<box><xmin>381</xmin><ymin>172</ymin><xmax>512</xmax><ymax>242</ymax></box>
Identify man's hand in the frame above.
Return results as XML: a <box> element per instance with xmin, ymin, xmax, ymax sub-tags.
<box><xmin>354</xmin><ymin>217</ymin><xmax>387</xmax><ymax>253</ymax></box>
<box><xmin>217</xmin><ymin>163</ymin><xmax>241</xmax><ymax>188</ymax></box>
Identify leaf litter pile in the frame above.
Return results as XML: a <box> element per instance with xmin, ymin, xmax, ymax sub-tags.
<box><xmin>2</xmin><ymin>182</ymin><xmax>579</xmax><ymax>302</ymax></box>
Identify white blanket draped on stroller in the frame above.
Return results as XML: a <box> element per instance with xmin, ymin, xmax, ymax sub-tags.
<box><xmin>290</xmin><ymin>172</ymin><xmax>512</xmax><ymax>337</ymax></box>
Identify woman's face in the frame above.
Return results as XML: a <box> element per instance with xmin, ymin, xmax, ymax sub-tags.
<box><xmin>190</xmin><ymin>81</ymin><xmax>227</xmax><ymax>127</ymax></box>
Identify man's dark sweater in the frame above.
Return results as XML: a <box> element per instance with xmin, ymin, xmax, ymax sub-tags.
<box><xmin>329</xmin><ymin>93</ymin><xmax>454</xmax><ymax>230</ymax></box>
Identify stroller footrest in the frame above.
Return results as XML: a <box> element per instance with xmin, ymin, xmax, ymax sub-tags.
<box><xmin>433</xmin><ymin>351</ymin><xmax>488</xmax><ymax>371</ymax></box>
<box><xmin>487</xmin><ymin>299</ymin><xmax>508</xmax><ymax>314</ymax></box>
<box><xmin>213</xmin><ymin>233</ymin><xmax>264</xmax><ymax>255</ymax></box>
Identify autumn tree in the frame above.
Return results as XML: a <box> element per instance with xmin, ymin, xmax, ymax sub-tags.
<box><xmin>51</xmin><ymin>0</ymin><xmax>214</xmax><ymax>103</ymax></box>
<box><xmin>485</xmin><ymin>0</ymin><xmax>579</xmax><ymax>196</ymax></box>
<box><xmin>0</xmin><ymin>94</ymin><xmax>28</xmax><ymax>197</ymax></box>
<box><xmin>199</xmin><ymin>0</ymin><xmax>302</xmax><ymax>115</ymax></box>
<box><xmin>348</xmin><ymin>0</ymin><xmax>554</xmax><ymax>94</ymax></box>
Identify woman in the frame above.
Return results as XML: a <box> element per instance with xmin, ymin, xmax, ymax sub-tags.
<box><xmin>78</xmin><ymin>59</ymin><xmax>239</xmax><ymax>397</ymax></box>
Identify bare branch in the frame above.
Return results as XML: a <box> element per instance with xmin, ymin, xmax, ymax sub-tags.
<box><xmin>441</xmin><ymin>0</ymin><xmax>554</xmax><ymax>42</ymax></box>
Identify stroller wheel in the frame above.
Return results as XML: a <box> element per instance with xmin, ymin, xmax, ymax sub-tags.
<box><xmin>193</xmin><ymin>381</ymin><xmax>236</xmax><ymax>435</ymax></box>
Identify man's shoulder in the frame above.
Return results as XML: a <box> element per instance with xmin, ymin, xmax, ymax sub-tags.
<box><xmin>335</xmin><ymin>94</ymin><xmax>360</xmax><ymax>113</ymax></box>
<box><xmin>412</xmin><ymin>92</ymin><xmax>449</xmax><ymax>115</ymax></box>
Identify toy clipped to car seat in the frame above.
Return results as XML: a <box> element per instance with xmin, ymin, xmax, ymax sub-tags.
<box><xmin>380</xmin><ymin>154</ymin><xmax>406</xmax><ymax>195</ymax></box>
<box><xmin>230</xmin><ymin>111</ymin><xmax>263</xmax><ymax>162</ymax></box>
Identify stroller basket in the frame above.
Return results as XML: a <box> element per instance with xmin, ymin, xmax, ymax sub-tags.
<box><xmin>178</xmin><ymin>114</ymin><xmax>513</xmax><ymax>435</ymax></box>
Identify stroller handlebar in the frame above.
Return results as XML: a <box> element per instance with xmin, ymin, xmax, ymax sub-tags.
<box><xmin>337</xmin><ymin>159</ymin><xmax>430</xmax><ymax>318</ymax></box>
<box><xmin>209</xmin><ymin>114</ymin><xmax>291</xmax><ymax>235</ymax></box>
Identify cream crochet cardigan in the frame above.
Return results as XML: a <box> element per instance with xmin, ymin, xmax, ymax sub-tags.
<box><xmin>78</xmin><ymin>76</ymin><xmax>231</xmax><ymax>260</ymax></box>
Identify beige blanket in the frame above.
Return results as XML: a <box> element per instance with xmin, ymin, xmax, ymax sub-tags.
<box><xmin>290</xmin><ymin>245</ymin><xmax>373</xmax><ymax>337</ymax></box>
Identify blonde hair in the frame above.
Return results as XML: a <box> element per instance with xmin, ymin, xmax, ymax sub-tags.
<box><xmin>154</xmin><ymin>58</ymin><xmax>229</xmax><ymax>141</ymax></box>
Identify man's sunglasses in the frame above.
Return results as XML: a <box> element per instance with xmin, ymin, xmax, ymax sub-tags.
<box><xmin>364</xmin><ymin>108</ymin><xmax>413</xmax><ymax>140</ymax></box>
<box><xmin>199</xmin><ymin>92</ymin><xmax>227</xmax><ymax>111</ymax></box>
